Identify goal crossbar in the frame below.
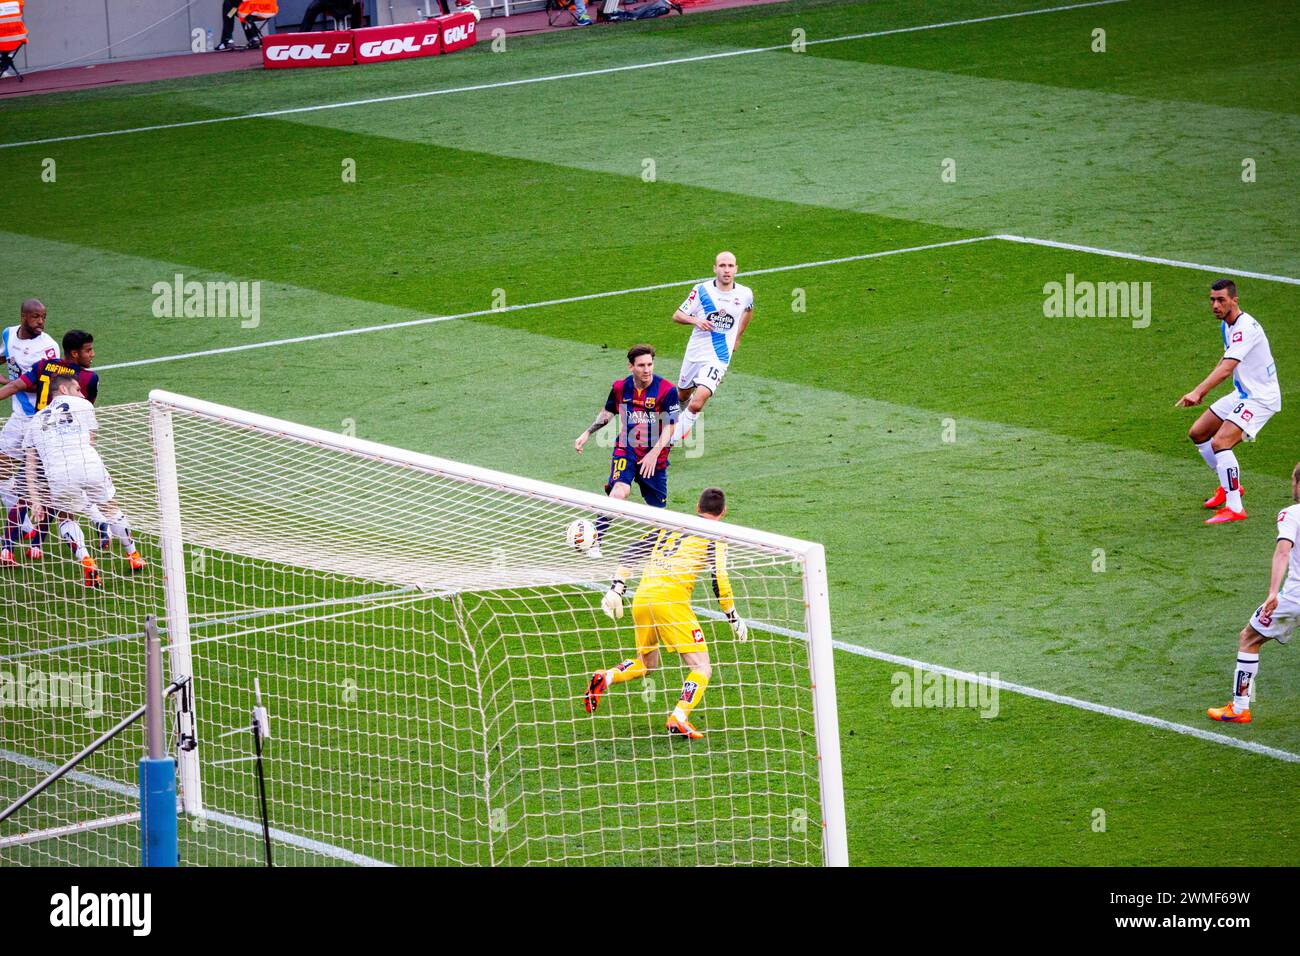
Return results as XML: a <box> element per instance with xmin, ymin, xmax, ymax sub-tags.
<box><xmin>148</xmin><ymin>390</ymin><xmax>824</xmax><ymax>560</ymax></box>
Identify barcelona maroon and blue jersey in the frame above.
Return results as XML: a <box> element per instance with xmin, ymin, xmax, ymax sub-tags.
<box><xmin>604</xmin><ymin>374</ymin><xmax>681</xmax><ymax>468</ymax></box>
<box><xmin>20</xmin><ymin>358</ymin><xmax>99</xmax><ymax>410</ymax></box>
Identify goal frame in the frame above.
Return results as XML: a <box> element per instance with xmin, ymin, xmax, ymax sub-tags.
<box><xmin>147</xmin><ymin>389</ymin><xmax>849</xmax><ymax>866</ymax></box>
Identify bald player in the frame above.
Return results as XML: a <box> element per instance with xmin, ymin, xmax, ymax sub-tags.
<box><xmin>671</xmin><ymin>252</ymin><xmax>754</xmax><ymax>445</ymax></box>
<box><xmin>0</xmin><ymin>299</ymin><xmax>59</xmax><ymax>562</ymax></box>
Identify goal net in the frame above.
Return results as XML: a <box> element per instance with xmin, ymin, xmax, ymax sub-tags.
<box><xmin>1</xmin><ymin>391</ymin><xmax>846</xmax><ymax>866</ymax></box>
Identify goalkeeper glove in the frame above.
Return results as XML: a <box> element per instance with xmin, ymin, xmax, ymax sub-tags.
<box><xmin>601</xmin><ymin>580</ymin><xmax>626</xmax><ymax>621</ymax></box>
<box><xmin>727</xmin><ymin>610</ymin><xmax>748</xmax><ymax>642</ymax></box>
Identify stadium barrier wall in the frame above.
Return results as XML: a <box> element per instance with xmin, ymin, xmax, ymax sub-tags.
<box><xmin>261</xmin><ymin>28</ymin><xmax>357</xmax><ymax>68</ymax></box>
<box><xmin>261</xmin><ymin>12</ymin><xmax>476</xmax><ymax>69</ymax></box>
<box><xmin>353</xmin><ymin>20</ymin><xmax>443</xmax><ymax>63</ymax></box>
<box><xmin>7</xmin><ymin>0</ymin><xmax>508</xmax><ymax>73</ymax></box>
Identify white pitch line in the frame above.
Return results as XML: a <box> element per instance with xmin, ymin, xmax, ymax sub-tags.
<box><xmin>682</xmin><ymin>599</ymin><xmax>1300</xmax><ymax>764</ymax></box>
<box><xmin>996</xmin><ymin>234</ymin><xmax>1300</xmax><ymax>285</ymax></box>
<box><xmin>95</xmin><ymin>235</ymin><xmax>998</xmax><ymax>372</ymax></box>
<box><xmin>832</xmin><ymin>640</ymin><xmax>1300</xmax><ymax>764</ymax></box>
<box><xmin>0</xmin><ymin>746</ymin><xmax>392</xmax><ymax>865</ymax></box>
<box><xmin>94</xmin><ymin>230</ymin><xmax>1298</xmax><ymax>374</ymax></box>
<box><xmin>0</xmin><ymin>0</ymin><xmax>1131</xmax><ymax>151</ymax></box>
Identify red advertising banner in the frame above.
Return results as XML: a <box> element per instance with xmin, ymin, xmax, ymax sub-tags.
<box><xmin>353</xmin><ymin>21</ymin><xmax>442</xmax><ymax>64</ymax></box>
<box><xmin>261</xmin><ymin>30</ymin><xmax>355</xmax><ymax>69</ymax></box>
<box><xmin>436</xmin><ymin>11</ymin><xmax>478</xmax><ymax>53</ymax></box>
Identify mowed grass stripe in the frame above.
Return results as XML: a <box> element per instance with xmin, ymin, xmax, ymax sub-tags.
<box><xmin>60</xmin><ymin>286</ymin><xmax>1300</xmax><ymax>752</ymax></box>
<box><xmin>797</xmin><ymin>0</ymin><xmax>1300</xmax><ymax>115</ymax></box>
<box><xmin>687</xmin><ymin>602</ymin><xmax>1300</xmax><ymax>763</ymax></box>
<box><xmin>833</xmin><ymin>641</ymin><xmax>1300</xmax><ymax>763</ymax></box>
<box><xmin>262</xmin><ymin>20</ymin><xmax>1296</xmax><ymax>275</ymax></box>
<box><xmin>836</xmin><ymin>655</ymin><xmax>1298</xmax><ymax>866</ymax></box>
<box><xmin>93</xmin><ymin>237</ymin><xmax>1000</xmax><ymax>372</ymax></box>
<box><xmin>0</xmin><ymin>0</ymin><xmax>1131</xmax><ymax>151</ymax></box>
<box><xmin>6</xmin><ymin>249</ymin><xmax>1289</xmax><ymax>759</ymax></box>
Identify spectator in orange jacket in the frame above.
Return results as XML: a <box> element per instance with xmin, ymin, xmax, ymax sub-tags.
<box><xmin>215</xmin><ymin>0</ymin><xmax>261</xmax><ymax>50</ymax></box>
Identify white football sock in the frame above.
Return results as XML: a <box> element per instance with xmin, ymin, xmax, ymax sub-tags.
<box><xmin>1233</xmin><ymin>652</ymin><xmax>1259</xmax><ymax>710</ymax></box>
<box><xmin>1214</xmin><ymin>450</ymin><xmax>1243</xmax><ymax>511</ymax></box>
<box><xmin>110</xmin><ymin>514</ymin><xmax>136</xmax><ymax>552</ymax></box>
<box><xmin>59</xmin><ymin>519</ymin><xmax>89</xmax><ymax>560</ymax></box>
<box><xmin>1195</xmin><ymin>440</ymin><xmax>1218</xmax><ymax>472</ymax></box>
<box><xmin>676</xmin><ymin>410</ymin><xmax>698</xmax><ymax>444</ymax></box>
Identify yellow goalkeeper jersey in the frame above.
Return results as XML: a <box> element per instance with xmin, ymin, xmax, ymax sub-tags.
<box><xmin>624</xmin><ymin>529</ymin><xmax>735</xmax><ymax>613</ymax></box>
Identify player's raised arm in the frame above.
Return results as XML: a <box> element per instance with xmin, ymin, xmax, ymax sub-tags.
<box><xmin>3</xmin><ymin>355</ymin><xmax>48</xmax><ymax>401</ymax></box>
<box><xmin>575</xmin><ymin>388</ymin><xmax>618</xmax><ymax>453</ymax></box>
<box><xmin>0</xmin><ymin>376</ymin><xmax>33</xmax><ymax>403</ymax></box>
<box><xmin>709</xmin><ymin>539</ymin><xmax>747</xmax><ymax>641</ymax></box>
<box><xmin>1177</xmin><ymin>357</ymin><xmax>1238</xmax><ymax>407</ymax></box>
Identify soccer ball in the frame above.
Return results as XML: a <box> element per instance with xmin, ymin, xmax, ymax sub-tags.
<box><xmin>455</xmin><ymin>0</ymin><xmax>481</xmax><ymax>21</ymax></box>
<box><xmin>566</xmin><ymin>518</ymin><xmax>596</xmax><ymax>552</ymax></box>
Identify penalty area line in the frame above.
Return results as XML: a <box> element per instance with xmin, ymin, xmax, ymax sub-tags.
<box><xmin>95</xmin><ymin>236</ymin><xmax>998</xmax><ymax>372</ymax></box>
<box><xmin>0</xmin><ymin>0</ymin><xmax>1130</xmax><ymax>151</ymax></box>
<box><xmin>686</xmin><ymin>602</ymin><xmax>1300</xmax><ymax>763</ymax></box>
<box><xmin>93</xmin><ymin>231</ymin><xmax>1297</xmax><ymax>374</ymax></box>
<box><xmin>691</xmin><ymin>606</ymin><xmax>1300</xmax><ymax>764</ymax></box>
<box><xmin>832</xmin><ymin>640</ymin><xmax>1300</xmax><ymax>764</ymax></box>
<box><xmin>996</xmin><ymin>234</ymin><xmax>1300</xmax><ymax>286</ymax></box>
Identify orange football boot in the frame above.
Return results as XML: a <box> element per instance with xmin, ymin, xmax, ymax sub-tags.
<box><xmin>1205</xmin><ymin>507</ymin><xmax>1247</xmax><ymax>525</ymax></box>
<box><xmin>127</xmin><ymin>550</ymin><xmax>146</xmax><ymax>573</ymax></box>
<box><xmin>82</xmin><ymin>556</ymin><xmax>103</xmax><ymax>588</ymax></box>
<box><xmin>584</xmin><ymin>671</ymin><xmax>607</xmax><ymax>714</ymax></box>
<box><xmin>1203</xmin><ymin>483</ymin><xmax>1244</xmax><ymax>509</ymax></box>
<box><xmin>1207</xmin><ymin>702</ymin><xmax>1252</xmax><ymax>723</ymax></box>
<box><xmin>666</xmin><ymin>715</ymin><xmax>703</xmax><ymax>739</ymax></box>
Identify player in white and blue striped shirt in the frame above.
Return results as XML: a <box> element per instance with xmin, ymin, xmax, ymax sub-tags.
<box><xmin>671</xmin><ymin>251</ymin><xmax>754</xmax><ymax>445</ymax></box>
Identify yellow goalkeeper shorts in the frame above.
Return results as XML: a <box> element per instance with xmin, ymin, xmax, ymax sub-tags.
<box><xmin>632</xmin><ymin>597</ymin><xmax>707</xmax><ymax>655</ymax></box>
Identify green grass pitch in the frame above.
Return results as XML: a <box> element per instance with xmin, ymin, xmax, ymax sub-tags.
<box><xmin>1</xmin><ymin>0</ymin><xmax>1298</xmax><ymax>864</ymax></box>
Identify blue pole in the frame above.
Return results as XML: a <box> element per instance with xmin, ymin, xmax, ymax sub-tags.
<box><xmin>139</xmin><ymin>756</ymin><xmax>178</xmax><ymax>867</ymax></box>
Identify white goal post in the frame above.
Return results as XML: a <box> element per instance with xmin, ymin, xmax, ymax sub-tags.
<box><xmin>2</xmin><ymin>390</ymin><xmax>847</xmax><ymax>866</ymax></box>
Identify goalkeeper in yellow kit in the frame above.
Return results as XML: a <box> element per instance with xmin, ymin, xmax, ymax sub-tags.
<box><xmin>584</xmin><ymin>487</ymin><xmax>748</xmax><ymax>739</ymax></box>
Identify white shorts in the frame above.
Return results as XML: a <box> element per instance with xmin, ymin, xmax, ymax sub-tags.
<box><xmin>45</xmin><ymin>465</ymin><xmax>116</xmax><ymax>516</ymax></box>
<box><xmin>1248</xmin><ymin>595</ymin><xmax>1299</xmax><ymax>645</ymax></box>
<box><xmin>0</xmin><ymin>414</ymin><xmax>34</xmax><ymax>460</ymax></box>
<box><xmin>1210</xmin><ymin>393</ymin><xmax>1277</xmax><ymax>441</ymax></box>
<box><xmin>677</xmin><ymin>358</ymin><xmax>728</xmax><ymax>394</ymax></box>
